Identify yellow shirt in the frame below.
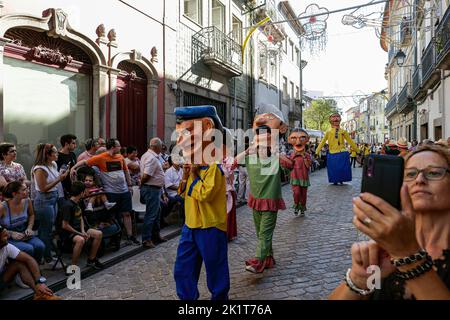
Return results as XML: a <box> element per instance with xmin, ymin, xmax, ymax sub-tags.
<box><xmin>350</xmin><ymin>148</ymin><xmax>357</xmax><ymax>157</ymax></box>
<box><xmin>364</xmin><ymin>146</ymin><xmax>371</xmax><ymax>156</ymax></box>
<box><xmin>316</xmin><ymin>128</ymin><xmax>359</xmax><ymax>155</ymax></box>
<box><xmin>179</xmin><ymin>163</ymin><xmax>227</xmax><ymax>232</ymax></box>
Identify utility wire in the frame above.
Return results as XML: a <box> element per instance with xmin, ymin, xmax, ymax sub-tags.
<box><xmin>242</xmin><ymin>0</ymin><xmax>389</xmax><ymax>31</ymax></box>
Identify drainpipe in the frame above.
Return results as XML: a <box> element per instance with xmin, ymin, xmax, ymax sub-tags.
<box><xmin>441</xmin><ymin>69</ymin><xmax>446</xmax><ymax>138</ymax></box>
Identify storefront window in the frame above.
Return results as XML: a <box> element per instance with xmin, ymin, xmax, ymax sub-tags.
<box><xmin>3</xmin><ymin>57</ymin><xmax>91</xmax><ymax>174</ymax></box>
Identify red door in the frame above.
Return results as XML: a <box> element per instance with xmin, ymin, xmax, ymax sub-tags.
<box><xmin>116</xmin><ymin>73</ymin><xmax>148</xmax><ymax>156</ymax></box>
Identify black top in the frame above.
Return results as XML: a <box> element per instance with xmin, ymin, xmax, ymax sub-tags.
<box><xmin>59</xmin><ymin>199</ymin><xmax>83</xmax><ymax>238</ymax></box>
<box><xmin>56</xmin><ymin>152</ymin><xmax>77</xmax><ymax>196</ymax></box>
<box><xmin>372</xmin><ymin>249</ymin><xmax>450</xmax><ymax>300</ymax></box>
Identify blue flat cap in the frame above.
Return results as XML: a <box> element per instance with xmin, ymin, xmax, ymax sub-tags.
<box><xmin>175</xmin><ymin>105</ymin><xmax>223</xmax><ymax>131</ymax></box>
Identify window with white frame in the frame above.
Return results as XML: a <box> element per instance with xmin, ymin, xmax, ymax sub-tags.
<box><xmin>290</xmin><ymin>81</ymin><xmax>294</xmax><ymax>100</ymax></box>
<box><xmin>269</xmin><ymin>54</ymin><xmax>277</xmax><ymax>86</ymax></box>
<box><xmin>184</xmin><ymin>0</ymin><xmax>202</xmax><ymax>25</ymax></box>
<box><xmin>282</xmin><ymin>77</ymin><xmax>288</xmax><ymax>100</ymax></box>
<box><xmin>295</xmin><ymin>47</ymin><xmax>300</xmax><ymax>67</ymax></box>
<box><xmin>259</xmin><ymin>42</ymin><xmax>268</xmax><ymax>80</ymax></box>
<box><xmin>212</xmin><ymin>0</ymin><xmax>225</xmax><ymax>32</ymax></box>
<box><xmin>289</xmin><ymin>40</ymin><xmax>294</xmax><ymax>61</ymax></box>
<box><xmin>232</xmin><ymin>16</ymin><xmax>242</xmax><ymax>44</ymax></box>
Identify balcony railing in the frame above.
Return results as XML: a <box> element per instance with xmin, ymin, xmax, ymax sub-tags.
<box><xmin>192</xmin><ymin>26</ymin><xmax>243</xmax><ymax>77</ymax></box>
<box><xmin>436</xmin><ymin>5</ymin><xmax>450</xmax><ymax>69</ymax></box>
<box><xmin>385</xmin><ymin>94</ymin><xmax>397</xmax><ymax>116</ymax></box>
<box><xmin>421</xmin><ymin>38</ymin><xmax>437</xmax><ymax>85</ymax></box>
<box><xmin>398</xmin><ymin>82</ymin><xmax>414</xmax><ymax>114</ymax></box>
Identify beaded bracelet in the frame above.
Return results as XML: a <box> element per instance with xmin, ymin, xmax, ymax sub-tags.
<box><xmin>395</xmin><ymin>258</ymin><xmax>434</xmax><ymax>280</ymax></box>
<box><xmin>390</xmin><ymin>249</ymin><xmax>429</xmax><ymax>267</ymax></box>
<box><xmin>344</xmin><ymin>269</ymin><xmax>375</xmax><ymax>296</ymax></box>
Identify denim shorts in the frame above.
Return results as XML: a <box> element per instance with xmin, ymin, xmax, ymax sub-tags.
<box><xmin>106</xmin><ymin>192</ymin><xmax>132</xmax><ymax>213</ymax></box>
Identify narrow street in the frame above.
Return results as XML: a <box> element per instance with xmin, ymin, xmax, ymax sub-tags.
<box><xmin>59</xmin><ymin>166</ymin><xmax>363</xmax><ymax>300</ymax></box>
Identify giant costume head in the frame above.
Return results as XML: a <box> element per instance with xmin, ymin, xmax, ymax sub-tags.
<box><xmin>174</xmin><ymin>105</ymin><xmax>223</xmax><ymax>165</ymax></box>
<box><xmin>252</xmin><ymin>103</ymin><xmax>288</xmax><ymax>152</ymax></box>
<box><xmin>288</xmin><ymin>128</ymin><xmax>310</xmax><ymax>153</ymax></box>
<box><xmin>329</xmin><ymin>113</ymin><xmax>342</xmax><ymax>129</ymax></box>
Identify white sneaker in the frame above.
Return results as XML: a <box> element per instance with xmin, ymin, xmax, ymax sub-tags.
<box><xmin>85</xmin><ymin>203</ymin><xmax>94</xmax><ymax>211</ymax></box>
<box><xmin>105</xmin><ymin>202</ymin><xmax>116</xmax><ymax>210</ymax></box>
<box><xmin>15</xmin><ymin>274</ymin><xmax>30</xmax><ymax>289</ymax></box>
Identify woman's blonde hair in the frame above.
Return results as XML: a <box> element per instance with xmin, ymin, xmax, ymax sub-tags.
<box><xmin>404</xmin><ymin>144</ymin><xmax>450</xmax><ymax>167</ymax></box>
<box><xmin>33</xmin><ymin>143</ymin><xmax>55</xmax><ymax>166</ymax></box>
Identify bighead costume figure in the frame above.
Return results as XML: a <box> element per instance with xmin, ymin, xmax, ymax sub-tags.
<box><xmin>315</xmin><ymin>113</ymin><xmax>358</xmax><ymax>184</ymax></box>
<box><xmin>280</xmin><ymin>128</ymin><xmax>312</xmax><ymax>216</ymax></box>
<box><xmin>173</xmin><ymin>105</ymin><xmax>229</xmax><ymax>300</ymax></box>
<box><xmin>244</xmin><ymin>103</ymin><xmax>287</xmax><ymax>274</ymax></box>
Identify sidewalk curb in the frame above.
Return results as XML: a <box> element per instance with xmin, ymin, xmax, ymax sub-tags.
<box><xmin>20</xmin><ymin>227</ymin><xmax>182</xmax><ymax>300</ymax></box>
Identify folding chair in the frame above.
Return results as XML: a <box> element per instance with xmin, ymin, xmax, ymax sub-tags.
<box><xmin>131</xmin><ymin>186</ymin><xmax>146</xmax><ymax>236</ymax></box>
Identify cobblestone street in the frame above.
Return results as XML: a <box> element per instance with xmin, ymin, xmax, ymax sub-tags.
<box><xmin>60</xmin><ymin>167</ymin><xmax>363</xmax><ymax>300</ymax></box>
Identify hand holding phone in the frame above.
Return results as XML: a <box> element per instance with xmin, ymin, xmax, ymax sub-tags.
<box><xmin>361</xmin><ymin>154</ymin><xmax>404</xmax><ymax>210</ymax></box>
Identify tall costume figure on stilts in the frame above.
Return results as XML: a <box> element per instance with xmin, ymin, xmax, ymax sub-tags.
<box><xmin>173</xmin><ymin>106</ymin><xmax>229</xmax><ymax>300</ymax></box>
<box><xmin>241</xmin><ymin>104</ymin><xmax>287</xmax><ymax>274</ymax></box>
<box><xmin>315</xmin><ymin>113</ymin><xmax>358</xmax><ymax>185</ymax></box>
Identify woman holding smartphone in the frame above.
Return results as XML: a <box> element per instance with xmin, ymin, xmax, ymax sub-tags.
<box><xmin>330</xmin><ymin>144</ymin><xmax>450</xmax><ymax>300</ymax></box>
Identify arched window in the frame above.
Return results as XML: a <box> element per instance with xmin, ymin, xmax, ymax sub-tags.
<box><xmin>3</xmin><ymin>28</ymin><xmax>92</xmax><ymax>173</ymax></box>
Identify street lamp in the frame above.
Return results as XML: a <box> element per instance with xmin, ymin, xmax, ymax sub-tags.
<box><xmin>394</xmin><ymin>49</ymin><xmax>406</xmax><ymax>67</ymax></box>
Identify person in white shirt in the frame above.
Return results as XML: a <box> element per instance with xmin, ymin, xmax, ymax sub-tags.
<box><xmin>140</xmin><ymin>138</ymin><xmax>168</xmax><ymax>248</ymax></box>
<box><xmin>161</xmin><ymin>157</ymin><xmax>184</xmax><ymax>226</ymax></box>
<box><xmin>0</xmin><ymin>225</ymin><xmax>60</xmax><ymax>299</ymax></box>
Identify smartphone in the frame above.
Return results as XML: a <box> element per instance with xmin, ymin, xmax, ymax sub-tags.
<box><xmin>361</xmin><ymin>154</ymin><xmax>404</xmax><ymax>210</ymax></box>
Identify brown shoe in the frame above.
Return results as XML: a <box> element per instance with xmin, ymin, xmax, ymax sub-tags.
<box><xmin>33</xmin><ymin>293</ymin><xmax>63</xmax><ymax>300</ymax></box>
<box><xmin>142</xmin><ymin>240</ymin><xmax>155</xmax><ymax>249</ymax></box>
<box><xmin>153</xmin><ymin>236</ymin><xmax>168</xmax><ymax>244</ymax></box>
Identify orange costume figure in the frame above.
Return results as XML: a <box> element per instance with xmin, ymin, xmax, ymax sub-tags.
<box><xmin>280</xmin><ymin>128</ymin><xmax>311</xmax><ymax>216</ymax></box>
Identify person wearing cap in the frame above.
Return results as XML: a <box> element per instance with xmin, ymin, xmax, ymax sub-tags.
<box><xmin>397</xmin><ymin>137</ymin><xmax>409</xmax><ymax>157</ymax></box>
<box><xmin>315</xmin><ymin>113</ymin><xmax>359</xmax><ymax>185</ymax></box>
<box><xmin>235</xmin><ymin>103</ymin><xmax>287</xmax><ymax>274</ymax></box>
<box><xmin>173</xmin><ymin>105</ymin><xmax>229</xmax><ymax>300</ymax></box>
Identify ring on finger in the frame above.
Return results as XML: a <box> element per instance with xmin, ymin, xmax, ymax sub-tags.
<box><xmin>363</xmin><ymin>217</ymin><xmax>372</xmax><ymax>226</ymax></box>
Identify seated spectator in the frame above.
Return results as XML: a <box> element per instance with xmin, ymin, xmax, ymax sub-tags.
<box><xmin>59</xmin><ymin>181</ymin><xmax>104</xmax><ymax>270</ymax></box>
<box><xmin>330</xmin><ymin>144</ymin><xmax>450</xmax><ymax>300</ymax></box>
<box><xmin>82</xmin><ymin>174</ymin><xmax>116</xmax><ymax>212</ymax></box>
<box><xmin>0</xmin><ymin>143</ymin><xmax>27</xmax><ymax>190</ymax></box>
<box><xmin>0</xmin><ymin>181</ymin><xmax>45</xmax><ymax>263</ymax></box>
<box><xmin>125</xmin><ymin>146</ymin><xmax>141</xmax><ymax>186</ymax></box>
<box><xmin>0</xmin><ymin>225</ymin><xmax>61</xmax><ymax>300</ymax></box>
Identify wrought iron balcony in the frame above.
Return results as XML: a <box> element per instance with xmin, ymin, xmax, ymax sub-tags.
<box><xmin>436</xmin><ymin>5</ymin><xmax>450</xmax><ymax>70</ymax></box>
<box><xmin>397</xmin><ymin>82</ymin><xmax>414</xmax><ymax>114</ymax></box>
<box><xmin>421</xmin><ymin>38</ymin><xmax>440</xmax><ymax>89</ymax></box>
<box><xmin>253</xmin><ymin>0</ymin><xmax>285</xmax><ymax>43</ymax></box>
<box><xmin>192</xmin><ymin>26</ymin><xmax>243</xmax><ymax>78</ymax></box>
<box><xmin>385</xmin><ymin>93</ymin><xmax>397</xmax><ymax>117</ymax></box>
